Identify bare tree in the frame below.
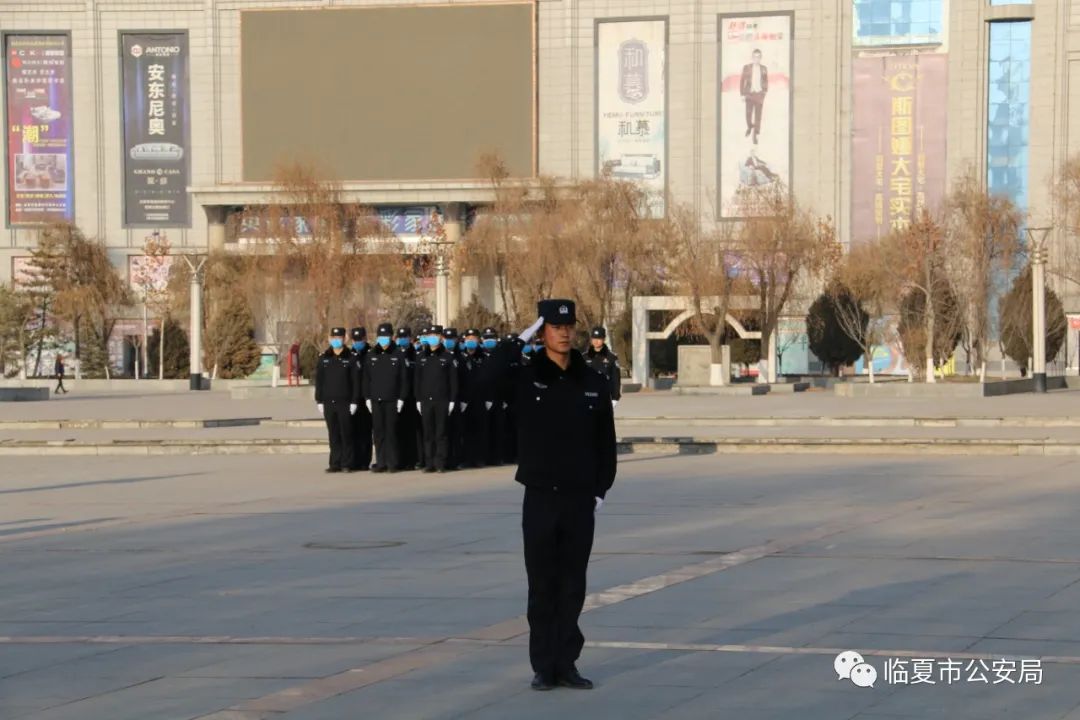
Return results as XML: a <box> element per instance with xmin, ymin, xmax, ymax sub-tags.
<box><xmin>730</xmin><ymin>183</ymin><xmax>838</xmax><ymax>382</ymax></box>
<box><xmin>827</xmin><ymin>239</ymin><xmax>894</xmax><ymax>383</ymax></box>
<box><xmin>943</xmin><ymin>168</ymin><xmax>1022</xmax><ymax>381</ymax></box>
<box><xmin>1051</xmin><ymin>155</ymin><xmax>1080</xmax><ymax>292</ymax></box>
<box><xmin>133</xmin><ymin>231</ymin><xmax>173</xmax><ymax>379</ymax></box>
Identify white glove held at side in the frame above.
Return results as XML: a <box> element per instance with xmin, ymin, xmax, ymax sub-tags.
<box><xmin>485</xmin><ymin>401</ymin><xmax>493</xmax><ymax>411</ymax></box>
<box><xmin>612</xmin><ymin>400</ymin><xmax>618</xmax><ymax>409</ymax></box>
<box><xmin>349</xmin><ymin>403</ymin><xmax>357</xmax><ymax>415</ymax></box>
<box><xmin>449</xmin><ymin>402</ymin><xmax>455</xmax><ymax>413</ymax></box>
<box><xmin>317</xmin><ymin>403</ymin><xmax>324</xmax><ymax>415</ymax></box>
<box><xmin>366</xmin><ymin>400</ymin><xmax>372</xmax><ymax>413</ymax></box>
<box><xmin>594</xmin><ymin>497</ymin><xmax>604</xmax><ymax>512</ymax></box>
<box><xmin>416</xmin><ymin>401</ymin><xmax>422</xmax><ymax>413</ymax></box>
<box><xmin>519</xmin><ymin>316</ymin><xmax>544</xmax><ymax>344</ymax></box>
<box><xmin>461</xmin><ymin>402</ymin><xmax>468</xmax><ymax>412</ymax></box>
<box><xmin>397</xmin><ymin>399</ymin><xmax>404</xmax><ymax>413</ymax></box>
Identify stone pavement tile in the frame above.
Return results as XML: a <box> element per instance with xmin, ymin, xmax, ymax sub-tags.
<box><xmin>0</xmin><ymin>677</ymin><xmax>292</xmax><ymax>720</ymax></box>
<box><xmin>0</xmin><ymin>644</ymin><xmax>121</xmax><ymax>679</ymax></box>
<box><xmin>809</xmin><ymin>631</ymin><xmax>985</xmax><ymax>654</ymax></box>
<box><xmin>590</xmin><ymin>648</ymin><xmax>779</xmax><ymax>689</ymax></box>
<box><xmin>860</xmin><ymin>671</ymin><xmax>1080</xmax><ymax>719</ymax></box>
<box><xmin>984</xmin><ymin>611</ymin><xmax>1080</xmax><ymax>643</ymax></box>
<box><xmin>175</xmin><ymin>642</ymin><xmax>426</xmax><ymax>679</ymax></box>
<box><xmin>965</xmin><ymin>637</ymin><xmax>1080</xmax><ymax>658</ymax></box>
<box><xmin>837</xmin><ymin>605</ymin><xmax>1023</xmax><ymax>639</ymax></box>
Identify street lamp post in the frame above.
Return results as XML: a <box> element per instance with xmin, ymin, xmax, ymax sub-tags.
<box><xmin>182</xmin><ymin>255</ymin><xmax>208</xmax><ymax>391</ymax></box>
<box><xmin>1027</xmin><ymin>227</ymin><xmax>1051</xmax><ymax>394</ymax></box>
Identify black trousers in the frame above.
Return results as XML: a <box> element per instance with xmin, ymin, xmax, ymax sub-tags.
<box><xmin>351</xmin><ymin>405</ymin><xmax>372</xmax><ymax>470</ymax></box>
<box><xmin>464</xmin><ymin>402</ymin><xmax>495</xmax><ymax>467</ymax></box>
<box><xmin>397</xmin><ymin>402</ymin><xmax>420</xmax><ymax>468</ymax></box>
<box><xmin>522</xmin><ymin>487</ymin><xmax>595</xmax><ymax>677</ymax></box>
<box><xmin>501</xmin><ymin>403</ymin><xmax>517</xmax><ymax>464</ymax></box>
<box><xmin>420</xmin><ymin>401</ymin><xmax>451</xmax><ymax>470</ymax></box>
<box><xmin>323</xmin><ymin>400</ymin><xmax>354</xmax><ymax>471</ymax></box>
<box><xmin>745</xmin><ymin>93</ymin><xmax>764</xmax><ymax>134</ymax></box>
<box><xmin>371</xmin><ymin>400</ymin><xmax>399</xmax><ymax>471</ymax></box>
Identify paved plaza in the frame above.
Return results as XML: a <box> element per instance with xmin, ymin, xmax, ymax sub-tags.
<box><xmin>5</xmin><ymin>440</ymin><xmax>1080</xmax><ymax>718</ymax></box>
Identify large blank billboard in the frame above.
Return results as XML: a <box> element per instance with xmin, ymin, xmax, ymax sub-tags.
<box><xmin>241</xmin><ymin>3</ymin><xmax>535</xmax><ymax>182</ymax></box>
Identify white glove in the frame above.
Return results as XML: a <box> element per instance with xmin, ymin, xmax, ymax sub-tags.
<box><xmin>520</xmin><ymin>316</ymin><xmax>544</xmax><ymax>343</ymax></box>
<box><xmin>461</xmin><ymin>402</ymin><xmax>468</xmax><ymax>412</ymax></box>
<box><xmin>397</xmin><ymin>399</ymin><xmax>404</xmax><ymax>413</ymax></box>
<box><xmin>502</xmin><ymin>402</ymin><xmax>508</xmax><ymax>410</ymax></box>
<box><xmin>449</xmin><ymin>402</ymin><xmax>455</xmax><ymax>413</ymax></box>
<box><xmin>485</xmin><ymin>401</ymin><xmax>493</xmax><ymax>411</ymax></box>
<box><xmin>317</xmin><ymin>403</ymin><xmax>324</xmax><ymax>415</ymax></box>
<box><xmin>349</xmin><ymin>403</ymin><xmax>357</xmax><ymax>415</ymax></box>
<box><xmin>612</xmin><ymin>400</ymin><xmax>618</xmax><ymax>409</ymax></box>
<box><xmin>595</xmin><ymin>497</ymin><xmax>604</xmax><ymax>512</ymax></box>
<box><xmin>416</xmin><ymin>401</ymin><xmax>422</xmax><ymax>413</ymax></box>
<box><xmin>366</xmin><ymin>400</ymin><xmax>372</xmax><ymax>413</ymax></box>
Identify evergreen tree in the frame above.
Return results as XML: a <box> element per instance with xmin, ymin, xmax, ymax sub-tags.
<box><xmin>205</xmin><ymin>293</ymin><xmax>261</xmax><ymax>379</ymax></box>
<box><xmin>148</xmin><ymin>318</ymin><xmax>190</xmax><ymax>379</ymax></box>
<box><xmin>999</xmin><ymin>264</ymin><xmax>1067</xmax><ymax>372</ymax></box>
<box><xmin>806</xmin><ymin>289</ymin><xmax>866</xmax><ymax>375</ymax></box>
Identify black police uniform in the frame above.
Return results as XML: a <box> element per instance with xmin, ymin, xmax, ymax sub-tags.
<box><xmin>443</xmin><ymin>328</ymin><xmax>467</xmax><ymax>470</ymax></box>
<box><xmin>490</xmin><ymin>300</ymin><xmax>617</xmax><ymax>685</ymax></box>
<box><xmin>314</xmin><ymin>329</ymin><xmax>360</xmax><ymax>472</ymax></box>
<box><xmin>500</xmin><ymin>332</ymin><xmax>521</xmax><ymax>464</ymax></box>
<box><xmin>414</xmin><ymin>338</ymin><xmax>459</xmax><ymax>472</ymax></box>
<box><xmin>349</xmin><ymin>327</ymin><xmax>373</xmax><ymax>471</ymax></box>
<box><xmin>461</xmin><ymin>329</ymin><xmax>496</xmax><ymax>467</ymax></box>
<box><xmin>362</xmin><ymin>324</ymin><xmax>409</xmax><ymax>472</ymax></box>
<box><xmin>584</xmin><ymin>327</ymin><xmax>622</xmax><ymax>402</ymax></box>
<box><xmin>395</xmin><ymin>327</ymin><xmax>421</xmax><ymax>470</ymax></box>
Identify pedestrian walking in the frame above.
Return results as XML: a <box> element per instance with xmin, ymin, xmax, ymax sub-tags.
<box><xmin>492</xmin><ymin>299</ymin><xmax>617</xmax><ymax>691</ymax></box>
<box><xmin>362</xmin><ymin>323</ymin><xmax>409</xmax><ymax>473</ymax></box>
<box><xmin>54</xmin><ymin>354</ymin><xmax>68</xmax><ymax>394</ymax></box>
<box><xmin>414</xmin><ymin>325</ymin><xmax>459</xmax><ymax>472</ymax></box>
<box><xmin>584</xmin><ymin>326</ymin><xmax>622</xmax><ymax>408</ymax></box>
<box><xmin>314</xmin><ymin>327</ymin><xmax>359</xmax><ymax>473</ymax></box>
<box><xmin>349</xmin><ymin>327</ymin><xmax>372</xmax><ymax>471</ymax></box>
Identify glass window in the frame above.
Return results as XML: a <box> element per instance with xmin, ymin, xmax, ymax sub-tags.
<box><xmin>854</xmin><ymin>0</ymin><xmax>943</xmax><ymax>46</ymax></box>
<box><xmin>986</xmin><ymin>20</ymin><xmax>1031</xmax><ymax>212</ymax></box>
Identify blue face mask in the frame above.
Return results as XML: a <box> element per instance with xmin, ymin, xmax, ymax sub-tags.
<box><xmin>352</xmin><ymin>341</ymin><xmax>365</xmax><ymax>351</ymax></box>
<box><xmin>414</xmin><ymin>342</ymin><xmax>422</xmax><ymax>351</ymax></box>
<box><xmin>464</xmin><ymin>339</ymin><xmax>479</xmax><ymax>351</ymax></box>
<box><xmin>482</xmin><ymin>339</ymin><xmax>497</xmax><ymax>350</ymax></box>
<box><xmin>522</xmin><ymin>344</ymin><xmax>533</xmax><ymax>355</ymax></box>
<box><xmin>377</xmin><ymin>336</ymin><xmax>390</xmax><ymax>348</ymax></box>
<box><xmin>396</xmin><ymin>338</ymin><xmax>409</xmax><ymax>348</ymax></box>
<box><xmin>330</xmin><ymin>338</ymin><xmax>343</xmax><ymax>349</ymax></box>
<box><xmin>445</xmin><ymin>339</ymin><xmax>457</xmax><ymax>351</ymax></box>
<box><xmin>425</xmin><ymin>336</ymin><xmax>440</xmax><ymax>348</ymax></box>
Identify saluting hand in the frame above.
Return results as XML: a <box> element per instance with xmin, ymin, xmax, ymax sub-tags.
<box><xmin>519</xmin><ymin>316</ymin><xmax>544</xmax><ymax>343</ymax></box>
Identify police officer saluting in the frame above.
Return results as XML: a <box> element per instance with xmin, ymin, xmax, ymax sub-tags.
<box><xmin>585</xmin><ymin>326</ymin><xmax>622</xmax><ymax>408</ymax></box>
<box><xmin>414</xmin><ymin>325</ymin><xmax>459</xmax><ymax>473</ymax></box>
<box><xmin>362</xmin><ymin>323</ymin><xmax>409</xmax><ymax>473</ymax></box>
<box><xmin>493</xmin><ymin>300</ymin><xmax>617</xmax><ymax>691</ymax></box>
<box><xmin>314</xmin><ymin>327</ymin><xmax>360</xmax><ymax>473</ymax></box>
<box><xmin>349</xmin><ymin>327</ymin><xmax>373</xmax><ymax>471</ymax></box>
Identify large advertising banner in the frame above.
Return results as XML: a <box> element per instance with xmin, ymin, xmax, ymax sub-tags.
<box><xmin>596</xmin><ymin>18</ymin><xmax>667</xmax><ymax>218</ymax></box>
<box><xmin>5</xmin><ymin>34</ymin><xmax>74</xmax><ymax>225</ymax></box>
<box><xmin>718</xmin><ymin>13</ymin><xmax>792</xmax><ymax>218</ymax></box>
<box><xmin>121</xmin><ymin>32</ymin><xmax>190</xmax><ymax>227</ymax></box>
<box><xmin>851</xmin><ymin>53</ymin><xmax>948</xmax><ymax>244</ymax></box>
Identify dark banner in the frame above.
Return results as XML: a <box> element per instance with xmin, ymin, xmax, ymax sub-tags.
<box><xmin>121</xmin><ymin>32</ymin><xmax>189</xmax><ymax>227</ymax></box>
<box><xmin>5</xmin><ymin>34</ymin><xmax>74</xmax><ymax>225</ymax></box>
<box><xmin>851</xmin><ymin>53</ymin><xmax>948</xmax><ymax>243</ymax></box>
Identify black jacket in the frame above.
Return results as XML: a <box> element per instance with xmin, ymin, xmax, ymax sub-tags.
<box><xmin>315</xmin><ymin>347</ymin><xmax>360</xmax><ymax>403</ymax></box>
<box><xmin>461</xmin><ymin>349</ymin><xmax>498</xmax><ymax>404</ymax></box>
<box><xmin>399</xmin><ymin>345</ymin><xmax>418</xmax><ymax>400</ymax></box>
<box><xmin>414</xmin><ymin>346</ymin><xmax>460</xmax><ymax>403</ymax></box>
<box><xmin>493</xmin><ymin>344</ymin><xmax>617</xmax><ymax>498</ymax></box>
<box><xmin>585</xmin><ymin>345</ymin><xmax>622</xmax><ymax>401</ymax></box>
<box><xmin>362</xmin><ymin>345</ymin><xmax>409</xmax><ymax>402</ymax></box>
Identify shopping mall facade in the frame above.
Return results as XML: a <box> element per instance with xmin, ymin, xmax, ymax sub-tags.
<box><xmin>2</xmin><ymin>0</ymin><xmax>1073</xmax><ymax>373</ymax></box>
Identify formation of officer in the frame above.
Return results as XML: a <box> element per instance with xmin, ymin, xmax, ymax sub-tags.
<box><xmin>315</xmin><ymin>316</ymin><xmax>621</xmax><ymax>479</ymax></box>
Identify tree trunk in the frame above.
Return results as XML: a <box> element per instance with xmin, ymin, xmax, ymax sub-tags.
<box><xmin>924</xmin><ymin>289</ymin><xmax>936</xmax><ymax>384</ymax></box>
<box><xmin>158</xmin><ymin>317</ymin><xmax>165</xmax><ymax>380</ymax></box>
<box><xmin>979</xmin><ymin>360</ymin><xmax>986</xmax><ymax>383</ymax></box>
<box><xmin>867</xmin><ymin>346</ymin><xmax>876</xmax><ymax>384</ymax></box>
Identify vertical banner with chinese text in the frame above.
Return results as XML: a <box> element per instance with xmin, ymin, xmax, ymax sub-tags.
<box><xmin>121</xmin><ymin>32</ymin><xmax>190</xmax><ymax>227</ymax></box>
<box><xmin>596</xmin><ymin>18</ymin><xmax>667</xmax><ymax>218</ymax></box>
<box><xmin>718</xmin><ymin>13</ymin><xmax>792</xmax><ymax>218</ymax></box>
<box><xmin>5</xmin><ymin>34</ymin><xmax>74</xmax><ymax>225</ymax></box>
<box><xmin>851</xmin><ymin>54</ymin><xmax>947</xmax><ymax>244</ymax></box>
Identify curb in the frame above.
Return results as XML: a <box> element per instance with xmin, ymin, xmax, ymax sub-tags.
<box><xmin>0</xmin><ymin>418</ymin><xmax>269</xmax><ymax>430</ymax></box>
<box><xmin>1</xmin><ymin>437</ymin><xmax>1077</xmax><ymax>457</ymax></box>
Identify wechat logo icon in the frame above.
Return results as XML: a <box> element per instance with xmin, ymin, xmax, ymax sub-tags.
<box><xmin>835</xmin><ymin>650</ymin><xmax>877</xmax><ymax>688</ymax></box>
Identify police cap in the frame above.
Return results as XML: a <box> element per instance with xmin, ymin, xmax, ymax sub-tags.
<box><xmin>397</xmin><ymin>327</ymin><xmax>411</xmax><ymax>339</ymax></box>
<box><xmin>443</xmin><ymin>327</ymin><xmax>459</xmax><ymax>339</ymax></box>
<box><xmin>482</xmin><ymin>327</ymin><xmax>498</xmax><ymax>339</ymax></box>
<box><xmin>350</xmin><ymin>326</ymin><xmax>367</xmax><ymax>341</ymax></box>
<box><xmin>537</xmin><ymin>299</ymin><xmax>576</xmax><ymax>326</ymax></box>
<box><xmin>591</xmin><ymin>326</ymin><xmax>607</xmax><ymax>339</ymax></box>
<box><xmin>464</xmin><ymin>328</ymin><xmax>480</xmax><ymax>338</ymax></box>
<box><xmin>376</xmin><ymin>323</ymin><xmax>393</xmax><ymax>337</ymax></box>
<box><xmin>330</xmin><ymin>327</ymin><xmax>346</xmax><ymax>337</ymax></box>
<box><xmin>429</xmin><ymin>324</ymin><xmax>444</xmax><ymax>336</ymax></box>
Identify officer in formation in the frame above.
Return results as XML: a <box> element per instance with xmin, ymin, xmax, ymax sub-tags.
<box><xmin>317</xmin><ymin>317</ymin><xmax>620</xmax><ymax>480</ymax></box>
<box><xmin>488</xmin><ymin>300</ymin><xmax>617</xmax><ymax>691</ymax></box>
<box><xmin>314</xmin><ymin>327</ymin><xmax>360</xmax><ymax>473</ymax></box>
<box><xmin>584</xmin><ymin>325</ymin><xmax>622</xmax><ymax>408</ymax></box>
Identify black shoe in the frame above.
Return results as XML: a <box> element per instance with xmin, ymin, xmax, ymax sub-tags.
<box><xmin>342</xmin><ymin>468</ymin><xmax>355</xmax><ymax>474</ymax></box>
<box><xmin>371</xmin><ymin>466</ymin><xmax>386</xmax><ymax>474</ymax></box>
<box><xmin>557</xmin><ymin>667</ymin><xmax>593</xmax><ymax>690</ymax></box>
<box><xmin>325</xmin><ymin>467</ymin><xmax>341</xmax><ymax>474</ymax></box>
<box><xmin>424</xmin><ymin>467</ymin><xmax>437</xmax><ymax>474</ymax></box>
<box><xmin>352</xmin><ymin>466</ymin><xmax>369</xmax><ymax>472</ymax></box>
<box><xmin>437</xmin><ymin>468</ymin><xmax>448</xmax><ymax>474</ymax></box>
<box><xmin>531</xmin><ymin>673</ymin><xmax>556</xmax><ymax>691</ymax></box>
